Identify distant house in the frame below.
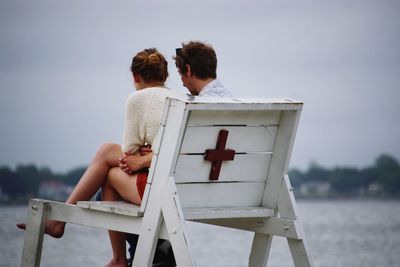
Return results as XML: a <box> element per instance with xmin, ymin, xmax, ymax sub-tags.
<box><xmin>366</xmin><ymin>182</ymin><xmax>384</xmax><ymax>196</ymax></box>
<box><xmin>38</xmin><ymin>181</ymin><xmax>73</xmax><ymax>201</ymax></box>
<box><xmin>0</xmin><ymin>187</ymin><xmax>9</xmax><ymax>202</ymax></box>
<box><xmin>298</xmin><ymin>181</ymin><xmax>332</xmax><ymax>197</ymax></box>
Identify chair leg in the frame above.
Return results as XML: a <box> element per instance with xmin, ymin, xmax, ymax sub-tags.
<box><xmin>161</xmin><ymin>176</ymin><xmax>195</xmax><ymax>267</ymax></box>
<box><xmin>287</xmin><ymin>238</ymin><xmax>314</xmax><ymax>267</ymax></box>
<box><xmin>20</xmin><ymin>199</ymin><xmax>48</xmax><ymax>267</ymax></box>
<box><xmin>132</xmin><ymin>205</ymin><xmax>163</xmax><ymax>267</ymax></box>
<box><xmin>248</xmin><ymin>233</ymin><xmax>273</xmax><ymax>267</ymax></box>
<box><xmin>278</xmin><ymin>175</ymin><xmax>314</xmax><ymax>267</ymax></box>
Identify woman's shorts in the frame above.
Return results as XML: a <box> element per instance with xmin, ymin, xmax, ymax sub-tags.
<box><xmin>136</xmin><ymin>169</ymin><xmax>149</xmax><ymax>200</ymax></box>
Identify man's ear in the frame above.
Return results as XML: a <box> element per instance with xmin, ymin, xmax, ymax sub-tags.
<box><xmin>133</xmin><ymin>74</ymin><xmax>141</xmax><ymax>83</ymax></box>
<box><xmin>185</xmin><ymin>64</ymin><xmax>192</xmax><ymax>77</ymax></box>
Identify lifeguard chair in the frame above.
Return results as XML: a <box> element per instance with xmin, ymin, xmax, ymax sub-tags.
<box><xmin>21</xmin><ymin>96</ymin><xmax>313</xmax><ymax>267</ymax></box>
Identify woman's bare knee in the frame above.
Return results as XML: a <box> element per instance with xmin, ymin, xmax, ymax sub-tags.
<box><xmin>94</xmin><ymin>143</ymin><xmax>122</xmax><ymax>166</ymax></box>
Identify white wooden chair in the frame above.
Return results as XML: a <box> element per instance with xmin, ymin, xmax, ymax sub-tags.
<box><xmin>21</xmin><ymin>96</ymin><xmax>313</xmax><ymax>267</ymax></box>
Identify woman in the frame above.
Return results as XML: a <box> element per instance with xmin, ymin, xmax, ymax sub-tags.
<box><xmin>17</xmin><ymin>48</ymin><xmax>174</xmax><ymax>267</ymax></box>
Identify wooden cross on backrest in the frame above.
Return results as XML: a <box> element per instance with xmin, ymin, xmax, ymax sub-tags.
<box><xmin>204</xmin><ymin>129</ymin><xmax>235</xmax><ymax>180</ymax></box>
<box><xmin>134</xmin><ymin>96</ymin><xmax>313</xmax><ymax>267</ymax></box>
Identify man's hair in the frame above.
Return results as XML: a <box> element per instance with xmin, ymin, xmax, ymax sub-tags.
<box><xmin>131</xmin><ymin>48</ymin><xmax>168</xmax><ymax>83</ymax></box>
<box><xmin>174</xmin><ymin>41</ymin><xmax>217</xmax><ymax>79</ymax></box>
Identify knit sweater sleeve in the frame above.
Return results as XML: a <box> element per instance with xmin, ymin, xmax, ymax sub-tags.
<box><xmin>121</xmin><ymin>92</ymin><xmax>147</xmax><ymax>154</ymax></box>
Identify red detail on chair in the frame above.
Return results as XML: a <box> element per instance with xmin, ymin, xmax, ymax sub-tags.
<box><xmin>204</xmin><ymin>129</ymin><xmax>236</xmax><ymax>181</ymax></box>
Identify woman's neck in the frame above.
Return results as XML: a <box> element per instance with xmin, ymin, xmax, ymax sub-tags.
<box><xmin>136</xmin><ymin>81</ymin><xmax>165</xmax><ymax>90</ymax></box>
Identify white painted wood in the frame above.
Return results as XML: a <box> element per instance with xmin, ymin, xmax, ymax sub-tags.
<box><xmin>174</xmin><ymin>153</ymin><xmax>271</xmax><ymax>183</ymax></box>
<box><xmin>187</xmin><ymin>110</ymin><xmax>281</xmax><ymax>126</ymax></box>
<box><xmin>278</xmin><ymin>175</ymin><xmax>314</xmax><ymax>266</ymax></box>
<box><xmin>183</xmin><ymin>207</ymin><xmax>275</xmax><ymax>220</ymax></box>
<box><xmin>150</xmin><ymin>123</ymin><xmax>164</xmax><ymax>155</ymax></box>
<box><xmin>192</xmin><ymin>217</ymin><xmax>301</xmax><ymax>239</ymax></box>
<box><xmin>262</xmin><ymin>110</ymin><xmax>302</xmax><ymax>208</ymax></box>
<box><xmin>20</xmin><ymin>97</ymin><xmax>313</xmax><ymax>267</ymax></box>
<box><xmin>176</xmin><ymin>182</ymin><xmax>265</xmax><ymax>208</ymax></box>
<box><xmin>278</xmin><ymin>175</ymin><xmax>299</xmax><ymax>220</ymax></box>
<box><xmin>287</xmin><ymin>239</ymin><xmax>314</xmax><ymax>267</ymax></box>
<box><xmin>181</xmin><ymin>126</ymin><xmax>278</xmax><ymax>153</ymax></box>
<box><xmin>184</xmin><ymin>99</ymin><xmax>303</xmax><ymax>111</ymax></box>
<box><xmin>133</xmin><ymin>101</ymin><xmax>190</xmax><ymax>267</ymax></box>
<box><xmin>132</xmin><ymin>208</ymin><xmax>163</xmax><ymax>267</ymax></box>
<box><xmin>77</xmin><ymin>201</ymin><xmax>142</xmax><ymax>217</ymax></box>
<box><xmin>37</xmin><ymin>199</ymin><xmax>169</xmax><ymax>238</ymax></box>
<box><xmin>161</xmin><ymin>176</ymin><xmax>195</xmax><ymax>267</ymax></box>
<box><xmin>20</xmin><ymin>199</ymin><xmax>47</xmax><ymax>267</ymax></box>
<box><xmin>139</xmin><ymin>182</ymin><xmax>152</xmax><ymax>214</ymax></box>
<box><xmin>249</xmin><ymin>233</ymin><xmax>273</xmax><ymax>267</ymax></box>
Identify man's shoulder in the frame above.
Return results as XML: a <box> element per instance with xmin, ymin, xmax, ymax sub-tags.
<box><xmin>200</xmin><ymin>79</ymin><xmax>234</xmax><ymax>97</ymax></box>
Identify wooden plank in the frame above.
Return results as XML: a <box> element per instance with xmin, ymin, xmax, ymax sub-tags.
<box><xmin>277</xmin><ymin>175</ymin><xmax>299</xmax><ymax>220</ymax></box>
<box><xmin>77</xmin><ymin>201</ymin><xmax>142</xmax><ymax>217</ymax></box>
<box><xmin>145</xmin><ymin>154</ymin><xmax>158</xmax><ymax>184</ymax></box>
<box><xmin>233</xmin><ymin>98</ymin><xmax>300</xmax><ymax>104</ymax></box>
<box><xmin>287</xmin><ymin>239</ymin><xmax>314</xmax><ymax>267</ymax></box>
<box><xmin>133</xmin><ymin>100</ymin><xmax>190</xmax><ymax>267</ymax></box>
<box><xmin>20</xmin><ymin>199</ymin><xmax>47</xmax><ymax>267</ymax></box>
<box><xmin>249</xmin><ymin>233</ymin><xmax>273</xmax><ymax>267</ymax></box>
<box><xmin>184</xmin><ymin>100</ymin><xmax>303</xmax><ymax>111</ymax></box>
<box><xmin>180</xmin><ymin>126</ymin><xmax>278</xmax><ymax>153</ymax></box>
<box><xmin>39</xmin><ymin>199</ymin><xmax>170</xmax><ymax>238</ymax></box>
<box><xmin>161</xmin><ymin>176</ymin><xmax>196</xmax><ymax>267</ymax></box>
<box><xmin>139</xmin><ymin>100</ymin><xmax>189</xmax><ymax>214</ymax></box>
<box><xmin>187</xmin><ymin>110</ymin><xmax>281</xmax><ymax>126</ymax></box>
<box><xmin>183</xmin><ymin>207</ymin><xmax>275</xmax><ymax>220</ymax></box>
<box><xmin>176</xmin><ymin>182</ymin><xmax>265</xmax><ymax>209</ymax></box>
<box><xmin>174</xmin><ymin>153</ymin><xmax>271</xmax><ymax>183</ymax></box>
<box><xmin>151</xmin><ymin>124</ymin><xmax>164</xmax><ymax>155</ymax></box>
<box><xmin>277</xmin><ymin>175</ymin><xmax>314</xmax><ymax>266</ymax></box>
<box><xmin>192</xmin><ymin>217</ymin><xmax>300</xmax><ymax>239</ymax></box>
<box><xmin>262</xmin><ymin>110</ymin><xmax>302</xmax><ymax>208</ymax></box>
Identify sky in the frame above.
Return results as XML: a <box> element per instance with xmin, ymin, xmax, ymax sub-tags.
<box><xmin>0</xmin><ymin>0</ymin><xmax>399</xmax><ymax>173</ymax></box>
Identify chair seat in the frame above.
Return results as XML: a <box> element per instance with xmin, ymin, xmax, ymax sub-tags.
<box><xmin>183</xmin><ymin>206</ymin><xmax>275</xmax><ymax>220</ymax></box>
<box><xmin>77</xmin><ymin>201</ymin><xmax>275</xmax><ymax>221</ymax></box>
<box><xmin>77</xmin><ymin>201</ymin><xmax>143</xmax><ymax>217</ymax></box>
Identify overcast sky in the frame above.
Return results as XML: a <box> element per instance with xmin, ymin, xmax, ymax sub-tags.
<box><xmin>1</xmin><ymin>0</ymin><xmax>399</xmax><ymax>172</ymax></box>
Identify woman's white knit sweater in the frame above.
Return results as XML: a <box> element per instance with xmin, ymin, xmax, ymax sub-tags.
<box><xmin>121</xmin><ymin>87</ymin><xmax>173</xmax><ymax>154</ymax></box>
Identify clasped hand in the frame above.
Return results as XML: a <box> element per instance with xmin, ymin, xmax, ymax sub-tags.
<box><xmin>119</xmin><ymin>145</ymin><xmax>153</xmax><ymax>174</ymax></box>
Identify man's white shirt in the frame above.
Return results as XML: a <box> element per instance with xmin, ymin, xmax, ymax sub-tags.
<box><xmin>198</xmin><ymin>79</ymin><xmax>234</xmax><ymax>97</ymax></box>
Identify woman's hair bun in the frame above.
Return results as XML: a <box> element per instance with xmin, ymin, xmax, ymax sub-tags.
<box><xmin>145</xmin><ymin>53</ymin><xmax>162</xmax><ymax>65</ymax></box>
<box><xmin>131</xmin><ymin>48</ymin><xmax>168</xmax><ymax>83</ymax></box>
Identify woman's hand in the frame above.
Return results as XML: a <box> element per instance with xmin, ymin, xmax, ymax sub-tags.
<box><xmin>119</xmin><ymin>154</ymin><xmax>141</xmax><ymax>174</ymax></box>
<box><xmin>139</xmin><ymin>145</ymin><xmax>152</xmax><ymax>156</ymax></box>
<box><xmin>119</xmin><ymin>146</ymin><xmax>153</xmax><ymax>174</ymax></box>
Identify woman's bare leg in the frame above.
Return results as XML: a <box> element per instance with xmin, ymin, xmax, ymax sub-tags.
<box><xmin>102</xmin><ymin>180</ymin><xmax>129</xmax><ymax>267</ymax></box>
<box><xmin>106</xmin><ymin>167</ymin><xmax>141</xmax><ymax>205</ymax></box>
<box><xmin>102</xmin><ymin>167</ymin><xmax>141</xmax><ymax>266</ymax></box>
<box><xmin>17</xmin><ymin>143</ymin><xmax>124</xmax><ymax>238</ymax></box>
<box><xmin>66</xmin><ymin>143</ymin><xmax>123</xmax><ymax>205</ymax></box>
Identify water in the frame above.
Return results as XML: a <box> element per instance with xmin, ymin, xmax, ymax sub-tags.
<box><xmin>1</xmin><ymin>199</ymin><xmax>400</xmax><ymax>267</ymax></box>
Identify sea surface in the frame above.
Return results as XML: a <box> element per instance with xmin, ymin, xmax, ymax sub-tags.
<box><xmin>1</xmin><ymin>199</ymin><xmax>400</xmax><ymax>267</ymax></box>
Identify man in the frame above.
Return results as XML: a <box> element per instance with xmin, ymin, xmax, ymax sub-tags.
<box><xmin>123</xmin><ymin>41</ymin><xmax>234</xmax><ymax>267</ymax></box>
<box><xmin>174</xmin><ymin>41</ymin><xmax>234</xmax><ymax>97</ymax></box>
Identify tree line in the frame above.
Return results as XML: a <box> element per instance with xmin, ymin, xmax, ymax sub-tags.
<box><xmin>0</xmin><ymin>154</ymin><xmax>399</xmax><ymax>202</ymax></box>
<box><xmin>289</xmin><ymin>154</ymin><xmax>400</xmax><ymax>197</ymax></box>
<box><xmin>0</xmin><ymin>165</ymin><xmax>86</xmax><ymax>201</ymax></box>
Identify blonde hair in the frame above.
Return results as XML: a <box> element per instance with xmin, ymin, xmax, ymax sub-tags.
<box><xmin>131</xmin><ymin>48</ymin><xmax>168</xmax><ymax>83</ymax></box>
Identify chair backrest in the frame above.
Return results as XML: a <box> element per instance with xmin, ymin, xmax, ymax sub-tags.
<box><xmin>140</xmin><ymin>97</ymin><xmax>302</xmax><ymax>213</ymax></box>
